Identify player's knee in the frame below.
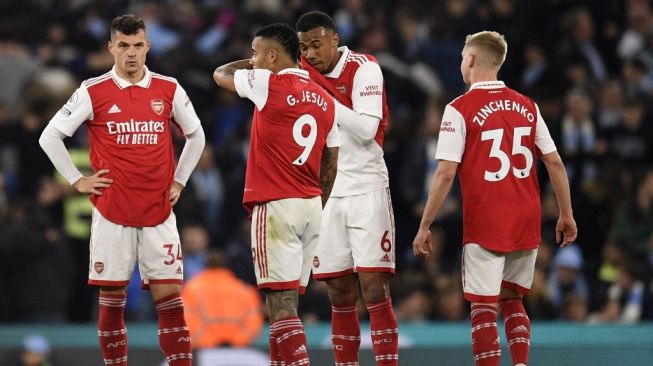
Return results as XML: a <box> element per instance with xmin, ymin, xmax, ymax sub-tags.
<box><xmin>499</xmin><ymin>287</ymin><xmax>523</xmax><ymax>300</ymax></box>
<box><xmin>327</xmin><ymin>286</ymin><xmax>358</xmax><ymax>306</ymax></box>
<box><xmin>360</xmin><ymin>281</ymin><xmax>389</xmax><ymax>304</ymax></box>
<box><xmin>100</xmin><ymin>286</ymin><xmax>127</xmax><ymax>295</ymax></box>
<box><xmin>326</xmin><ymin>276</ymin><xmax>358</xmax><ymax>305</ymax></box>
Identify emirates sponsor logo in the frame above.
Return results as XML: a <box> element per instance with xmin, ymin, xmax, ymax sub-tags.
<box><xmin>106</xmin><ymin>120</ymin><xmax>165</xmax><ymax>134</ymax></box>
<box><xmin>312</xmin><ymin>256</ymin><xmax>320</xmax><ymax>268</ymax></box>
<box><xmin>94</xmin><ymin>261</ymin><xmax>104</xmax><ymax>274</ymax></box>
<box><xmin>151</xmin><ymin>99</ymin><xmax>164</xmax><ymax>115</ymax></box>
<box><xmin>106</xmin><ymin>119</ymin><xmax>165</xmax><ymax>145</ymax></box>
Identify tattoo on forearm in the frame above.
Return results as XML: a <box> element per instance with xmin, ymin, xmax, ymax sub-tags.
<box><xmin>215</xmin><ymin>59</ymin><xmax>252</xmax><ymax>77</ymax></box>
<box><xmin>266</xmin><ymin>289</ymin><xmax>298</xmax><ymax>322</ymax></box>
<box><xmin>320</xmin><ymin>147</ymin><xmax>338</xmax><ymax>207</ymax></box>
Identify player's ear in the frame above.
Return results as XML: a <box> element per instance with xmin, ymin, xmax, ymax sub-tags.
<box><xmin>268</xmin><ymin>47</ymin><xmax>278</xmax><ymax>63</ymax></box>
<box><xmin>332</xmin><ymin>32</ymin><xmax>340</xmax><ymax>49</ymax></box>
<box><xmin>107</xmin><ymin>41</ymin><xmax>115</xmax><ymax>56</ymax></box>
<box><xmin>468</xmin><ymin>52</ymin><xmax>476</xmax><ymax>68</ymax></box>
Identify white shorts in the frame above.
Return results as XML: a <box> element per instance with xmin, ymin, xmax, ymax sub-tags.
<box><xmin>250</xmin><ymin>197</ymin><xmax>322</xmax><ymax>294</ymax></box>
<box><xmin>462</xmin><ymin>243</ymin><xmax>537</xmax><ymax>303</ymax></box>
<box><xmin>313</xmin><ymin>187</ymin><xmax>395</xmax><ymax>279</ymax></box>
<box><xmin>88</xmin><ymin>207</ymin><xmax>183</xmax><ymax>288</ymax></box>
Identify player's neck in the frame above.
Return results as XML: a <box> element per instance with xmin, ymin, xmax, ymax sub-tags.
<box><xmin>323</xmin><ymin>51</ymin><xmax>342</xmax><ymax>74</ymax></box>
<box><xmin>115</xmin><ymin>67</ymin><xmax>146</xmax><ymax>85</ymax></box>
<box><xmin>468</xmin><ymin>70</ymin><xmax>499</xmax><ymax>85</ymax></box>
<box><xmin>274</xmin><ymin>61</ymin><xmax>299</xmax><ymax>74</ymax></box>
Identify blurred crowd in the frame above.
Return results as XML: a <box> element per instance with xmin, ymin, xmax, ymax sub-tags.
<box><xmin>0</xmin><ymin>0</ymin><xmax>652</xmax><ymax>330</ymax></box>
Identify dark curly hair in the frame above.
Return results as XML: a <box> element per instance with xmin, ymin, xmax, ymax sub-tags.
<box><xmin>254</xmin><ymin>23</ymin><xmax>299</xmax><ymax>60</ymax></box>
<box><xmin>295</xmin><ymin>11</ymin><xmax>336</xmax><ymax>33</ymax></box>
<box><xmin>110</xmin><ymin>14</ymin><xmax>146</xmax><ymax>40</ymax></box>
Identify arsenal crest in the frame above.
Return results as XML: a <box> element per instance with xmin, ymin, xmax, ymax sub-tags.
<box><xmin>151</xmin><ymin>99</ymin><xmax>164</xmax><ymax>115</ymax></box>
<box><xmin>94</xmin><ymin>261</ymin><xmax>104</xmax><ymax>274</ymax></box>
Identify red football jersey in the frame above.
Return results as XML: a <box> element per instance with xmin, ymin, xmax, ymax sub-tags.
<box><xmin>436</xmin><ymin>81</ymin><xmax>557</xmax><ymax>252</ymax></box>
<box><xmin>322</xmin><ymin>47</ymin><xmax>389</xmax><ymax>148</ymax></box>
<box><xmin>234</xmin><ymin>68</ymin><xmax>339</xmax><ymax>212</ymax></box>
<box><xmin>50</xmin><ymin>67</ymin><xmax>201</xmax><ymax>227</ymax></box>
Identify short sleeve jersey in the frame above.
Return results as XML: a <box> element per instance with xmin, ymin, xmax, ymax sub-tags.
<box><xmin>435</xmin><ymin>81</ymin><xmax>556</xmax><ymax>252</ymax></box>
<box><xmin>234</xmin><ymin>68</ymin><xmax>339</xmax><ymax>212</ymax></box>
<box><xmin>324</xmin><ymin>46</ymin><xmax>390</xmax><ymax>197</ymax></box>
<box><xmin>49</xmin><ymin>66</ymin><xmax>201</xmax><ymax>227</ymax></box>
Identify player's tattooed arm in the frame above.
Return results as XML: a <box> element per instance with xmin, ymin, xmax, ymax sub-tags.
<box><xmin>213</xmin><ymin>59</ymin><xmax>252</xmax><ymax>92</ymax></box>
<box><xmin>266</xmin><ymin>289</ymin><xmax>299</xmax><ymax>322</ymax></box>
<box><xmin>320</xmin><ymin>147</ymin><xmax>338</xmax><ymax>207</ymax></box>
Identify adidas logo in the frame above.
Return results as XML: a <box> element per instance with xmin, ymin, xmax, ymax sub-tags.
<box><xmin>511</xmin><ymin>325</ymin><xmax>529</xmax><ymax>334</ymax></box>
<box><xmin>175</xmin><ymin>266</ymin><xmax>183</xmax><ymax>275</ymax></box>
<box><xmin>293</xmin><ymin>345</ymin><xmax>307</xmax><ymax>356</ymax></box>
<box><xmin>108</xmin><ymin>104</ymin><xmax>122</xmax><ymax>114</ymax></box>
<box><xmin>380</xmin><ymin>254</ymin><xmax>391</xmax><ymax>263</ymax></box>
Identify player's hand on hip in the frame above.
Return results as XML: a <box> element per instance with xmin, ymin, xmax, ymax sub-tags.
<box><xmin>413</xmin><ymin>228</ymin><xmax>433</xmax><ymax>259</ymax></box>
<box><xmin>169</xmin><ymin>181</ymin><xmax>184</xmax><ymax>206</ymax></box>
<box><xmin>72</xmin><ymin>169</ymin><xmax>113</xmax><ymax>196</ymax></box>
<box><xmin>556</xmin><ymin>216</ymin><xmax>577</xmax><ymax>248</ymax></box>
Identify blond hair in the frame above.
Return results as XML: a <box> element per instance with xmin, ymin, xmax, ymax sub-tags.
<box><xmin>465</xmin><ymin>31</ymin><xmax>507</xmax><ymax>69</ymax></box>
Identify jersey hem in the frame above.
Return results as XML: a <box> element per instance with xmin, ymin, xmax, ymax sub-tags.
<box><xmin>244</xmin><ymin>194</ymin><xmax>321</xmax><ymax>214</ymax></box>
<box><xmin>331</xmin><ymin>183</ymin><xmax>390</xmax><ymax>198</ymax></box>
<box><xmin>92</xmin><ymin>203</ymin><xmax>171</xmax><ymax>228</ymax></box>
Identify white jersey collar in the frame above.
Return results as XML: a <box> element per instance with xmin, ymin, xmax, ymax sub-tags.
<box><xmin>324</xmin><ymin>46</ymin><xmax>350</xmax><ymax>78</ymax></box>
<box><xmin>469</xmin><ymin>80</ymin><xmax>505</xmax><ymax>90</ymax></box>
<box><xmin>278</xmin><ymin>67</ymin><xmax>309</xmax><ymax>78</ymax></box>
<box><xmin>111</xmin><ymin>65</ymin><xmax>152</xmax><ymax>89</ymax></box>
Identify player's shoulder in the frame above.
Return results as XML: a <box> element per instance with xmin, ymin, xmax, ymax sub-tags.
<box><xmin>150</xmin><ymin>71</ymin><xmax>179</xmax><ymax>86</ymax></box>
<box><xmin>346</xmin><ymin>49</ymin><xmax>375</xmax><ymax>66</ymax></box>
<box><xmin>448</xmin><ymin>92</ymin><xmax>469</xmax><ymax>110</ymax></box>
<box><xmin>82</xmin><ymin>70</ymin><xmax>113</xmax><ymax>89</ymax></box>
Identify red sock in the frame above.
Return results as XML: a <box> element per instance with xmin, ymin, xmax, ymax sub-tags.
<box><xmin>367</xmin><ymin>298</ymin><xmax>398</xmax><ymax>366</ymax></box>
<box><xmin>155</xmin><ymin>293</ymin><xmax>192</xmax><ymax>366</ymax></box>
<box><xmin>269</xmin><ymin>334</ymin><xmax>285</xmax><ymax>366</ymax></box>
<box><xmin>471</xmin><ymin>304</ymin><xmax>501</xmax><ymax>366</ymax></box>
<box><xmin>500</xmin><ymin>299</ymin><xmax>530</xmax><ymax>365</ymax></box>
<box><xmin>271</xmin><ymin>317</ymin><xmax>310</xmax><ymax>365</ymax></box>
<box><xmin>331</xmin><ymin>304</ymin><xmax>361</xmax><ymax>365</ymax></box>
<box><xmin>98</xmin><ymin>293</ymin><xmax>128</xmax><ymax>366</ymax></box>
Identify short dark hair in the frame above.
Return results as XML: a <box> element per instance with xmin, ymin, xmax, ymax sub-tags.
<box><xmin>255</xmin><ymin>23</ymin><xmax>299</xmax><ymax>60</ymax></box>
<box><xmin>110</xmin><ymin>14</ymin><xmax>146</xmax><ymax>39</ymax></box>
<box><xmin>296</xmin><ymin>11</ymin><xmax>336</xmax><ymax>33</ymax></box>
